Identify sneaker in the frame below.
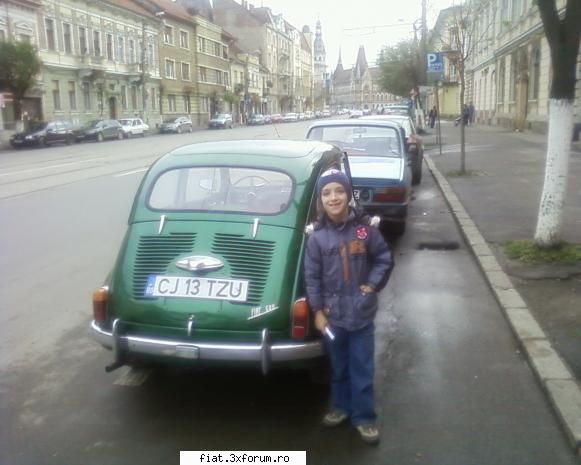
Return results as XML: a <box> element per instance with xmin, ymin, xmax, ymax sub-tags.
<box><xmin>322</xmin><ymin>410</ymin><xmax>348</xmax><ymax>427</ymax></box>
<box><xmin>356</xmin><ymin>424</ymin><xmax>380</xmax><ymax>444</ymax></box>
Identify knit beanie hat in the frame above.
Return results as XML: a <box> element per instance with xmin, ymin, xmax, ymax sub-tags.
<box><xmin>316</xmin><ymin>168</ymin><xmax>352</xmax><ymax>202</ymax></box>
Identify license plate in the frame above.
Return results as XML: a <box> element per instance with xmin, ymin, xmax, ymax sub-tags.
<box><xmin>144</xmin><ymin>276</ymin><xmax>249</xmax><ymax>302</ymax></box>
<box><xmin>353</xmin><ymin>190</ymin><xmax>360</xmax><ymax>200</ymax></box>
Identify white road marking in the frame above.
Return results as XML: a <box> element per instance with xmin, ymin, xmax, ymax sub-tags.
<box><xmin>113</xmin><ymin>367</ymin><xmax>152</xmax><ymax>386</ymax></box>
<box><xmin>0</xmin><ymin>157</ymin><xmax>105</xmax><ymax>177</ymax></box>
<box><xmin>114</xmin><ymin>168</ymin><xmax>148</xmax><ymax>177</ymax></box>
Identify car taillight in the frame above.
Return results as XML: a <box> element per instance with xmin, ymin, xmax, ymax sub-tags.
<box><xmin>373</xmin><ymin>187</ymin><xmax>406</xmax><ymax>203</ymax></box>
<box><xmin>92</xmin><ymin>286</ymin><xmax>109</xmax><ymax>323</ymax></box>
<box><xmin>291</xmin><ymin>298</ymin><xmax>310</xmax><ymax>340</ymax></box>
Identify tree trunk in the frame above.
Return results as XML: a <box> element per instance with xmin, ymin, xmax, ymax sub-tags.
<box><xmin>534</xmin><ymin>99</ymin><xmax>574</xmax><ymax>246</ymax></box>
<box><xmin>459</xmin><ymin>61</ymin><xmax>466</xmax><ymax>174</ymax></box>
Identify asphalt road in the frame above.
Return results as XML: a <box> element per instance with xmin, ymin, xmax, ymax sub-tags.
<box><xmin>0</xmin><ymin>122</ymin><xmax>579</xmax><ymax>465</ymax></box>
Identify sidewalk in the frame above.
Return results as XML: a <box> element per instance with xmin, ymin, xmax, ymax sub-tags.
<box><xmin>423</xmin><ymin>121</ymin><xmax>581</xmax><ymax>454</ymax></box>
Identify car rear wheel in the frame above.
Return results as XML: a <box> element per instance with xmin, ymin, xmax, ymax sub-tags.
<box><xmin>97</xmin><ymin>132</ymin><xmax>104</xmax><ymax>142</ymax></box>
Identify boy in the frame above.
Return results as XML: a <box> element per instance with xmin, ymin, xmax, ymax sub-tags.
<box><xmin>304</xmin><ymin>169</ymin><xmax>394</xmax><ymax>444</ymax></box>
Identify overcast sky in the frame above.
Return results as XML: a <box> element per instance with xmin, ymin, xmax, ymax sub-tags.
<box><xmin>247</xmin><ymin>0</ymin><xmax>457</xmax><ymax>71</ymax></box>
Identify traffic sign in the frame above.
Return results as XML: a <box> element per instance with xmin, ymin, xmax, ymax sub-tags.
<box><xmin>426</xmin><ymin>52</ymin><xmax>443</xmax><ymax>73</ymax></box>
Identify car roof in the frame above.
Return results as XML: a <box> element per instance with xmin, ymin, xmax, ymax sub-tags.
<box><xmin>307</xmin><ymin>119</ymin><xmax>402</xmax><ymax>130</ymax></box>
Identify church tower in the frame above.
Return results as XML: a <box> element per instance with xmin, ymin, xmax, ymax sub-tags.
<box><xmin>313</xmin><ymin>19</ymin><xmax>326</xmax><ymax>83</ymax></box>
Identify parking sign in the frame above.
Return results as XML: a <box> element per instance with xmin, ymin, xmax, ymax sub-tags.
<box><xmin>426</xmin><ymin>53</ymin><xmax>443</xmax><ymax>73</ymax></box>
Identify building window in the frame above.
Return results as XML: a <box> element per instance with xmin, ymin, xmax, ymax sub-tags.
<box><xmin>128</xmin><ymin>39</ymin><xmax>135</xmax><ymax>63</ymax></box>
<box><xmin>181</xmin><ymin>62</ymin><xmax>190</xmax><ymax>81</ymax></box>
<box><xmin>198</xmin><ymin>37</ymin><xmax>205</xmax><ymax>53</ymax></box>
<box><xmin>216</xmin><ymin>70</ymin><xmax>223</xmax><ymax>85</ymax></box>
<box><xmin>224</xmin><ymin>72</ymin><xmax>229</xmax><ymax>86</ymax></box>
<box><xmin>180</xmin><ymin>30</ymin><xmax>189</xmax><ymax>48</ymax></box>
<box><xmin>45</xmin><ymin>18</ymin><xmax>56</xmax><ymax>51</ymax></box>
<box><xmin>184</xmin><ymin>95</ymin><xmax>190</xmax><ymax>113</ymax></box>
<box><xmin>530</xmin><ymin>47</ymin><xmax>541</xmax><ymax>100</ymax></box>
<box><xmin>164</xmin><ymin>25</ymin><xmax>174</xmax><ymax>45</ymax></box>
<box><xmin>93</xmin><ymin>30</ymin><xmax>101</xmax><ymax>57</ymax></box>
<box><xmin>63</xmin><ymin>23</ymin><xmax>72</xmax><ymax>53</ymax></box>
<box><xmin>165</xmin><ymin>59</ymin><xmax>176</xmax><ymax>79</ymax></box>
<box><xmin>199</xmin><ymin>67</ymin><xmax>207</xmax><ymax>82</ymax></box>
<box><xmin>79</xmin><ymin>26</ymin><xmax>87</xmax><ymax>55</ymax></box>
<box><xmin>509</xmin><ymin>53</ymin><xmax>518</xmax><ymax>101</ymax></box>
<box><xmin>106</xmin><ymin>33</ymin><xmax>113</xmax><ymax>60</ymax></box>
<box><xmin>19</xmin><ymin>34</ymin><xmax>31</xmax><ymax>43</ymax></box>
<box><xmin>201</xmin><ymin>96</ymin><xmax>209</xmax><ymax>113</ymax></box>
<box><xmin>52</xmin><ymin>80</ymin><xmax>60</xmax><ymax>110</ymax></box>
<box><xmin>121</xmin><ymin>85</ymin><xmax>127</xmax><ymax>109</ymax></box>
<box><xmin>117</xmin><ymin>36</ymin><xmax>125</xmax><ymax>63</ymax></box>
<box><xmin>222</xmin><ymin>45</ymin><xmax>228</xmax><ymax>59</ymax></box>
<box><xmin>214</xmin><ymin>42</ymin><xmax>221</xmax><ymax>57</ymax></box>
<box><xmin>151</xmin><ymin>87</ymin><xmax>156</xmax><ymax>110</ymax></box>
<box><xmin>68</xmin><ymin>81</ymin><xmax>76</xmax><ymax>110</ymax></box>
<box><xmin>498</xmin><ymin>58</ymin><xmax>505</xmax><ymax>103</ymax></box>
<box><xmin>148</xmin><ymin>42</ymin><xmax>154</xmax><ymax>68</ymax></box>
<box><xmin>83</xmin><ymin>82</ymin><xmax>91</xmax><ymax>109</ymax></box>
<box><xmin>97</xmin><ymin>88</ymin><xmax>104</xmax><ymax>113</ymax></box>
<box><xmin>168</xmin><ymin>94</ymin><xmax>177</xmax><ymax>112</ymax></box>
<box><xmin>131</xmin><ymin>86</ymin><xmax>137</xmax><ymax>109</ymax></box>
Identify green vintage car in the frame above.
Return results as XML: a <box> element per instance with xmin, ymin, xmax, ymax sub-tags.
<box><xmin>91</xmin><ymin>140</ymin><xmax>345</xmax><ymax>375</ymax></box>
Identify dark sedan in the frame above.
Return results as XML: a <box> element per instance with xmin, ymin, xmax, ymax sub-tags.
<box><xmin>10</xmin><ymin>120</ymin><xmax>75</xmax><ymax>148</ymax></box>
<box><xmin>75</xmin><ymin>119</ymin><xmax>124</xmax><ymax>142</ymax></box>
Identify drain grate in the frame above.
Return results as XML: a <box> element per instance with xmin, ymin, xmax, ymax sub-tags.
<box><xmin>416</xmin><ymin>241</ymin><xmax>460</xmax><ymax>251</ymax></box>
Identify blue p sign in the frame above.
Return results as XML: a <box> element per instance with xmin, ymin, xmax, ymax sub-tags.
<box><xmin>427</xmin><ymin>53</ymin><xmax>443</xmax><ymax>73</ymax></box>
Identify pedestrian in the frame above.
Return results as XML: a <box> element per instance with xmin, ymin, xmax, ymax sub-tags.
<box><xmin>469</xmin><ymin>102</ymin><xmax>475</xmax><ymax>125</ymax></box>
<box><xmin>304</xmin><ymin>169</ymin><xmax>394</xmax><ymax>445</ymax></box>
<box><xmin>429</xmin><ymin>106</ymin><xmax>437</xmax><ymax>128</ymax></box>
<box><xmin>462</xmin><ymin>104</ymin><xmax>470</xmax><ymax>126</ymax></box>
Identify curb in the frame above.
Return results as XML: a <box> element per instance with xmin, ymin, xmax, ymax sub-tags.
<box><xmin>425</xmin><ymin>154</ymin><xmax>581</xmax><ymax>456</ymax></box>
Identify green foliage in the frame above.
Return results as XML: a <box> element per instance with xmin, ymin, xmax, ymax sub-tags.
<box><xmin>222</xmin><ymin>90</ymin><xmax>237</xmax><ymax>105</ymax></box>
<box><xmin>0</xmin><ymin>41</ymin><xmax>41</xmax><ymax>118</ymax></box>
<box><xmin>377</xmin><ymin>39</ymin><xmax>422</xmax><ymax>97</ymax></box>
<box><xmin>505</xmin><ymin>240</ymin><xmax>581</xmax><ymax>264</ymax></box>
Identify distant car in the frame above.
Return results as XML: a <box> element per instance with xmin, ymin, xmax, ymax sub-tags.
<box><xmin>384</xmin><ymin>104</ymin><xmax>410</xmax><ymax>116</ymax></box>
<box><xmin>361</xmin><ymin>115</ymin><xmax>424</xmax><ymax>185</ymax></box>
<box><xmin>349</xmin><ymin>110</ymin><xmax>363</xmax><ymax>119</ymax></box>
<box><xmin>362</xmin><ymin>109</ymin><xmax>372</xmax><ymax>116</ymax></box>
<box><xmin>282</xmin><ymin>113</ymin><xmax>298</xmax><ymax>122</ymax></box>
<box><xmin>119</xmin><ymin>118</ymin><xmax>149</xmax><ymax>138</ymax></box>
<box><xmin>306</xmin><ymin>119</ymin><xmax>412</xmax><ymax>235</ymax></box>
<box><xmin>208</xmin><ymin>113</ymin><xmax>233</xmax><ymax>129</ymax></box>
<box><xmin>89</xmin><ymin>139</ymin><xmax>348</xmax><ymax>376</ymax></box>
<box><xmin>248</xmin><ymin>114</ymin><xmax>265</xmax><ymax>125</ymax></box>
<box><xmin>304</xmin><ymin>111</ymin><xmax>314</xmax><ymax>120</ymax></box>
<box><xmin>160</xmin><ymin>116</ymin><xmax>193</xmax><ymax>134</ymax></box>
<box><xmin>263</xmin><ymin>114</ymin><xmax>272</xmax><ymax>124</ymax></box>
<box><xmin>75</xmin><ymin>119</ymin><xmax>124</xmax><ymax>142</ymax></box>
<box><xmin>322</xmin><ymin>110</ymin><xmax>331</xmax><ymax>118</ymax></box>
<box><xmin>271</xmin><ymin>114</ymin><xmax>283</xmax><ymax>124</ymax></box>
<box><xmin>10</xmin><ymin>120</ymin><xmax>75</xmax><ymax>148</ymax></box>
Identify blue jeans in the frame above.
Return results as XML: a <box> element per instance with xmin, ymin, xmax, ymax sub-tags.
<box><xmin>326</xmin><ymin>323</ymin><xmax>376</xmax><ymax>426</ymax></box>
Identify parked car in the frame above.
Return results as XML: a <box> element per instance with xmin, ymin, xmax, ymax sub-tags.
<box><xmin>270</xmin><ymin>114</ymin><xmax>283</xmax><ymax>124</ymax></box>
<box><xmin>361</xmin><ymin>114</ymin><xmax>424</xmax><ymax>185</ymax></box>
<box><xmin>306</xmin><ymin>119</ymin><xmax>411</xmax><ymax>235</ymax></box>
<box><xmin>349</xmin><ymin>109</ymin><xmax>364</xmax><ymax>119</ymax></box>
<box><xmin>10</xmin><ymin>120</ymin><xmax>75</xmax><ymax>148</ymax></box>
<box><xmin>322</xmin><ymin>110</ymin><xmax>331</xmax><ymax>118</ymax></box>
<box><xmin>119</xmin><ymin>118</ymin><xmax>149</xmax><ymax>138</ymax></box>
<box><xmin>160</xmin><ymin>116</ymin><xmax>193</xmax><ymax>134</ymax></box>
<box><xmin>90</xmin><ymin>139</ymin><xmax>348</xmax><ymax>376</ymax></box>
<box><xmin>75</xmin><ymin>119</ymin><xmax>124</xmax><ymax>142</ymax></box>
<box><xmin>248</xmin><ymin>114</ymin><xmax>265</xmax><ymax>125</ymax></box>
<box><xmin>282</xmin><ymin>112</ymin><xmax>298</xmax><ymax>122</ymax></box>
<box><xmin>263</xmin><ymin>114</ymin><xmax>272</xmax><ymax>124</ymax></box>
<box><xmin>208</xmin><ymin>113</ymin><xmax>233</xmax><ymax>129</ymax></box>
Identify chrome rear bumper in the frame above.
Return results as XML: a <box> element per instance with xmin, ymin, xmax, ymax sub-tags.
<box><xmin>90</xmin><ymin>320</ymin><xmax>324</xmax><ymax>374</ymax></box>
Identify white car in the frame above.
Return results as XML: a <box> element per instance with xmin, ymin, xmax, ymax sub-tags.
<box><xmin>349</xmin><ymin>110</ymin><xmax>364</xmax><ymax>119</ymax></box>
<box><xmin>119</xmin><ymin>118</ymin><xmax>149</xmax><ymax>138</ymax></box>
<box><xmin>282</xmin><ymin>112</ymin><xmax>298</xmax><ymax>122</ymax></box>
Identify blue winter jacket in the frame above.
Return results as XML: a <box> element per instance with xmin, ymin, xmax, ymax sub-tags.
<box><xmin>304</xmin><ymin>209</ymin><xmax>394</xmax><ymax>331</ymax></box>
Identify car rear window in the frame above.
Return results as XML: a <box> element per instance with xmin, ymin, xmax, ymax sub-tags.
<box><xmin>307</xmin><ymin>125</ymin><xmax>402</xmax><ymax>157</ymax></box>
<box><xmin>148</xmin><ymin>166</ymin><xmax>293</xmax><ymax>215</ymax></box>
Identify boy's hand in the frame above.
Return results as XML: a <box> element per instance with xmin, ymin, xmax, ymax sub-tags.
<box><xmin>360</xmin><ymin>284</ymin><xmax>374</xmax><ymax>294</ymax></box>
<box><xmin>314</xmin><ymin>310</ymin><xmax>328</xmax><ymax>332</ymax></box>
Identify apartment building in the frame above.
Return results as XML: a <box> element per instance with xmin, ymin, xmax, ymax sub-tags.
<box><xmin>38</xmin><ymin>0</ymin><xmax>162</xmax><ymax>126</ymax></box>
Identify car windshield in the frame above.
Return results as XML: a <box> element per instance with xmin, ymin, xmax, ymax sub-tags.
<box><xmin>307</xmin><ymin>125</ymin><xmax>403</xmax><ymax>157</ymax></box>
<box><xmin>148</xmin><ymin>166</ymin><xmax>293</xmax><ymax>215</ymax></box>
<box><xmin>82</xmin><ymin>120</ymin><xmax>101</xmax><ymax>129</ymax></box>
<box><xmin>29</xmin><ymin>122</ymin><xmax>48</xmax><ymax>131</ymax></box>
<box><xmin>119</xmin><ymin>119</ymin><xmax>132</xmax><ymax>125</ymax></box>
<box><xmin>214</xmin><ymin>114</ymin><xmax>229</xmax><ymax>119</ymax></box>
<box><xmin>163</xmin><ymin>118</ymin><xmax>177</xmax><ymax>124</ymax></box>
